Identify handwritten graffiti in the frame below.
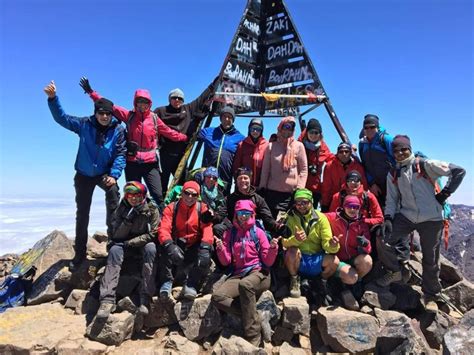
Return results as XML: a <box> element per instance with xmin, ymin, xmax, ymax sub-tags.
<box><xmin>266</xmin><ymin>16</ymin><xmax>289</xmax><ymax>35</ymax></box>
<box><xmin>267</xmin><ymin>39</ymin><xmax>303</xmax><ymax>61</ymax></box>
<box><xmin>265</xmin><ymin>84</ymin><xmax>320</xmax><ymax>110</ymax></box>
<box><xmin>234</xmin><ymin>37</ymin><xmax>258</xmax><ymax>59</ymax></box>
<box><xmin>215</xmin><ymin>81</ymin><xmax>256</xmax><ymax>111</ymax></box>
<box><xmin>266</xmin><ymin>65</ymin><xmax>313</xmax><ymax>85</ymax></box>
<box><xmin>243</xmin><ymin>18</ymin><xmax>260</xmax><ymax>36</ymax></box>
<box><xmin>224</xmin><ymin>61</ymin><xmax>257</xmax><ymax>87</ymax></box>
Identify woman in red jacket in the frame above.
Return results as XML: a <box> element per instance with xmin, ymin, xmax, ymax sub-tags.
<box><xmin>80</xmin><ymin>77</ymin><xmax>187</xmax><ymax>210</ymax></box>
<box><xmin>297</xmin><ymin>118</ymin><xmax>334</xmax><ymax>208</ymax></box>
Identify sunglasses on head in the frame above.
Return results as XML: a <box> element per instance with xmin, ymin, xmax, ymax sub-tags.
<box><xmin>295</xmin><ymin>199</ymin><xmax>311</xmax><ymax>206</ymax></box>
<box><xmin>308</xmin><ymin>129</ymin><xmax>320</xmax><ymax>135</ymax></box>
<box><xmin>170</xmin><ymin>96</ymin><xmax>184</xmax><ymax>102</ymax></box>
<box><xmin>236</xmin><ymin>210</ymin><xmax>252</xmax><ymax>217</ymax></box>
<box><xmin>97</xmin><ymin>111</ymin><xmax>112</xmax><ymax>116</ymax></box>
<box><xmin>393</xmin><ymin>148</ymin><xmax>410</xmax><ymax>154</ymax></box>
<box><xmin>183</xmin><ymin>190</ymin><xmax>198</xmax><ymax>198</ymax></box>
<box><xmin>345</xmin><ymin>204</ymin><xmax>361</xmax><ymax>210</ymax></box>
<box><xmin>136</xmin><ymin>98</ymin><xmax>150</xmax><ymax>104</ymax></box>
<box><xmin>364</xmin><ymin>125</ymin><xmax>377</xmax><ymax>130</ymax></box>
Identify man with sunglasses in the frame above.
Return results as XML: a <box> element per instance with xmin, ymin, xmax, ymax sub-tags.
<box><xmin>358</xmin><ymin>114</ymin><xmax>395</xmax><ymax>209</ymax></box>
<box><xmin>79</xmin><ymin>78</ymin><xmax>187</xmax><ymax>211</ymax></box>
<box><xmin>154</xmin><ymin>79</ymin><xmax>218</xmax><ymax>196</ymax></box>
<box><xmin>376</xmin><ymin>135</ymin><xmax>465</xmax><ymax>313</ymax></box>
<box><xmin>44</xmin><ymin>80</ymin><xmax>126</xmax><ymax>271</ymax></box>
<box><xmin>320</xmin><ymin>142</ymin><xmax>368</xmax><ymax>212</ymax></box>
<box><xmin>158</xmin><ymin>181</ymin><xmax>214</xmax><ymax>300</ymax></box>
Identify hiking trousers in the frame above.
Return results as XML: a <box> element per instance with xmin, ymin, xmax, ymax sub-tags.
<box><xmin>159</xmin><ymin>150</ymin><xmax>186</xmax><ymax>198</ymax></box>
<box><xmin>212</xmin><ymin>270</ymin><xmax>270</xmax><ymax>340</ymax></box>
<box><xmin>100</xmin><ymin>242</ymin><xmax>157</xmax><ymax>303</ymax></box>
<box><xmin>125</xmin><ymin>162</ymin><xmax>163</xmax><ymax>211</ymax></box>
<box><xmin>74</xmin><ymin>173</ymin><xmax>120</xmax><ymax>261</ymax></box>
<box><xmin>384</xmin><ymin>213</ymin><xmax>443</xmax><ymax>296</ymax></box>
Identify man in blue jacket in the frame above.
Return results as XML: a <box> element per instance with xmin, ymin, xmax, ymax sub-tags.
<box><xmin>198</xmin><ymin>106</ymin><xmax>244</xmax><ymax>195</ymax></box>
<box><xmin>44</xmin><ymin>81</ymin><xmax>126</xmax><ymax>271</ymax></box>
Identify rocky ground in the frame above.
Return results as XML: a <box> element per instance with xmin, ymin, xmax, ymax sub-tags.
<box><xmin>1</xmin><ymin>221</ymin><xmax>473</xmax><ymax>354</ymax></box>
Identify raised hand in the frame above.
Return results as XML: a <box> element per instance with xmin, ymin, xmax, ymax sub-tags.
<box><xmin>44</xmin><ymin>80</ymin><xmax>56</xmax><ymax>98</ymax></box>
<box><xmin>214</xmin><ymin>235</ymin><xmax>223</xmax><ymax>250</ymax></box>
<box><xmin>295</xmin><ymin>226</ymin><xmax>307</xmax><ymax>242</ymax></box>
<box><xmin>329</xmin><ymin>234</ymin><xmax>341</xmax><ymax>248</ymax></box>
<box><xmin>79</xmin><ymin>76</ymin><xmax>93</xmax><ymax>94</ymax></box>
<box><xmin>270</xmin><ymin>236</ymin><xmax>281</xmax><ymax>249</ymax></box>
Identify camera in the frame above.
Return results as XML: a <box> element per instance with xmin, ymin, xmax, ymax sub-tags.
<box><xmin>308</xmin><ymin>165</ymin><xmax>318</xmax><ymax>176</ymax></box>
<box><xmin>126</xmin><ymin>141</ymin><xmax>139</xmax><ymax>157</ymax></box>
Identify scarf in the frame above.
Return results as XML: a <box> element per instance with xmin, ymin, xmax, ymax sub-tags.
<box><xmin>202</xmin><ymin>184</ymin><xmax>218</xmax><ymax>209</ymax></box>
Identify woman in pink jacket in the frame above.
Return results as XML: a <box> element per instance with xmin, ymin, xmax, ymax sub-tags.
<box><xmin>258</xmin><ymin>116</ymin><xmax>308</xmax><ymax>218</ymax></box>
<box><xmin>212</xmin><ymin>199</ymin><xmax>279</xmax><ymax>347</ymax></box>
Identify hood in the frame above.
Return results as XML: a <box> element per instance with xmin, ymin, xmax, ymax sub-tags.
<box><xmin>233</xmin><ymin>199</ymin><xmax>256</xmax><ymax>231</ymax></box>
<box><xmin>133</xmin><ymin>89</ymin><xmax>153</xmax><ymax>109</ymax></box>
<box><xmin>277</xmin><ymin>116</ymin><xmax>297</xmax><ymax>132</ymax></box>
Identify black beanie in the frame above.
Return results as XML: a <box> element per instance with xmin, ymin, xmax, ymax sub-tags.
<box><xmin>95</xmin><ymin>98</ymin><xmax>114</xmax><ymax>113</ymax></box>
<box><xmin>346</xmin><ymin>170</ymin><xmax>362</xmax><ymax>182</ymax></box>
<box><xmin>337</xmin><ymin>142</ymin><xmax>352</xmax><ymax>152</ymax></box>
<box><xmin>363</xmin><ymin>114</ymin><xmax>379</xmax><ymax>127</ymax></box>
<box><xmin>392</xmin><ymin>135</ymin><xmax>412</xmax><ymax>152</ymax></box>
<box><xmin>306</xmin><ymin>118</ymin><xmax>322</xmax><ymax>133</ymax></box>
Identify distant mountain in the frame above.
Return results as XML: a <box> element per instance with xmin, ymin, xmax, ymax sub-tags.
<box><xmin>442</xmin><ymin>204</ymin><xmax>474</xmax><ymax>281</ymax></box>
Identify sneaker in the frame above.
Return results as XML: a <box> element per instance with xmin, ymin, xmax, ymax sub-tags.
<box><xmin>159</xmin><ymin>280</ymin><xmax>173</xmax><ymax>299</ymax></box>
<box><xmin>341</xmin><ymin>290</ymin><xmax>360</xmax><ymax>311</ymax></box>
<box><xmin>290</xmin><ymin>275</ymin><xmax>301</xmax><ymax>298</ymax></box>
<box><xmin>182</xmin><ymin>285</ymin><xmax>197</xmax><ymax>300</ymax></box>
<box><xmin>423</xmin><ymin>295</ymin><xmax>439</xmax><ymax>313</ymax></box>
<box><xmin>376</xmin><ymin>270</ymin><xmax>402</xmax><ymax>287</ymax></box>
<box><xmin>96</xmin><ymin>302</ymin><xmax>115</xmax><ymax>319</ymax></box>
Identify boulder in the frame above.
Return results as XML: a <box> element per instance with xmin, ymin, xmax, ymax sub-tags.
<box><xmin>419</xmin><ymin>311</ymin><xmax>459</xmax><ymax>350</ymax></box>
<box><xmin>65</xmin><ymin>289</ymin><xmax>89</xmax><ymax>315</ymax></box>
<box><xmin>68</xmin><ymin>258</ymin><xmax>106</xmax><ymax>290</ymax></box>
<box><xmin>316</xmin><ymin>306</ymin><xmax>378</xmax><ymax>353</ymax></box>
<box><xmin>375</xmin><ymin>311</ymin><xmax>431</xmax><ymax>354</ymax></box>
<box><xmin>374</xmin><ymin>308</ymin><xmax>408</xmax><ymax>328</ymax></box>
<box><xmin>56</xmin><ymin>338</ymin><xmax>108</xmax><ymax>355</ymax></box>
<box><xmin>144</xmin><ymin>296</ymin><xmax>179</xmax><ymax>328</ymax></box>
<box><xmin>86</xmin><ymin>237</ymin><xmax>108</xmax><ymax>259</ymax></box>
<box><xmin>279</xmin><ymin>342</ymin><xmax>309</xmax><ymax>355</ymax></box>
<box><xmin>272</xmin><ymin>326</ymin><xmax>294</xmax><ymax>346</ymax></box>
<box><xmin>92</xmin><ymin>231</ymin><xmax>108</xmax><ymax>243</ymax></box>
<box><xmin>174</xmin><ymin>294</ymin><xmax>222</xmax><ymax>341</ymax></box>
<box><xmin>443</xmin><ymin>279</ymin><xmax>474</xmax><ymax>313</ymax></box>
<box><xmin>439</xmin><ymin>254</ymin><xmax>464</xmax><ymax>286</ymax></box>
<box><xmin>27</xmin><ymin>261</ymin><xmax>70</xmax><ymax>305</ymax></box>
<box><xmin>211</xmin><ymin>335</ymin><xmax>263</xmax><ymax>355</ymax></box>
<box><xmin>164</xmin><ymin>331</ymin><xmax>200</xmax><ymax>354</ymax></box>
<box><xmin>221</xmin><ymin>313</ymin><xmax>244</xmax><ymax>339</ymax></box>
<box><xmin>256</xmin><ymin>290</ymin><xmax>281</xmax><ymax>326</ymax></box>
<box><xmin>443</xmin><ymin>309</ymin><xmax>474</xmax><ymax>354</ymax></box>
<box><xmin>390</xmin><ymin>284</ymin><xmax>423</xmax><ymax>311</ymax></box>
<box><xmin>360</xmin><ymin>290</ymin><xmax>396</xmax><ymax>310</ymax></box>
<box><xmin>281</xmin><ymin>297</ymin><xmax>310</xmax><ymax>335</ymax></box>
<box><xmin>86</xmin><ymin>311</ymin><xmax>135</xmax><ymax>346</ymax></box>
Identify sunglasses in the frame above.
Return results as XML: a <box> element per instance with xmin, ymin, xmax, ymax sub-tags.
<box><xmin>183</xmin><ymin>190</ymin><xmax>199</xmax><ymax>198</ymax></box>
<box><xmin>125</xmin><ymin>192</ymin><xmax>144</xmax><ymax>198</ymax></box>
<box><xmin>364</xmin><ymin>125</ymin><xmax>377</xmax><ymax>130</ymax></box>
<box><xmin>236</xmin><ymin>210</ymin><xmax>252</xmax><ymax>217</ymax></box>
<box><xmin>308</xmin><ymin>130</ymin><xmax>320</xmax><ymax>135</ymax></box>
<box><xmin>347</xmin><ymin>178</ymin><xmax>361</xmax><ymax>183</ymax></box>
<box><xmin>338</xmin><ymin>150</ymin><xmax>351</xmax><ymax>154</ymax></box>
<box><xmin>393</xmin><ymin>148</ymin><xmax>410</xmax><ymax>154</ymax></box>
<box><xmin>282</xmin><ymin>123</ymin><xmax>295</xmax><ymax>130</ymax></box>
<box><xmin>97</xmin><ymin>111</ymin><xmax>112</xmax><ymax>116</ymax></box>
<box><xmin>295</xmin><ymin>199</ymin><xmax>311</xmax><ymax>206</ymax></box>
<box><xmin>170</xmin><ymin>96</ymin><xmax>184</xmax><ymax>102</ymax></box>
<box><xmin>205</xmin><ymin>175</ymin><xmax>218</xmax><ymax>180</ymax></box>
<box><xmin>345</xmin><ymin>204</ymin><xmax>361</xmax><ymax>210</ymax></box>
<box><xmin>136</xmin><ymin>98</ymin><xmax>150</xmax><ymax>104</ymax></box>
<box><xmin>250</xmin><ymin>126</ymin><xmax>263</xmax><ymax>132</ymax></box>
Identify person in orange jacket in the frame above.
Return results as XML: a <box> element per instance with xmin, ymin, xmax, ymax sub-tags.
<box><xmin>157</xmin><ymin>181</ymin><xmax>213</xmax><ymax>300</ymax></box>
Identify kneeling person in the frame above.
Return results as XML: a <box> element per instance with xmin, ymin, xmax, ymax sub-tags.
<box><xmin>97</xmin><ymin>182</ymin><xmax>159</xmax><ymax>319</ymax></box>
<box><xmin>158</xmin><ymin>181</ymin><xmax>213</xmax><ymax>300</ymax></box>
<box><xmin>283</xmin><ymin>188</ymin><xmax>340</xmax><ymax>298</ymax></box>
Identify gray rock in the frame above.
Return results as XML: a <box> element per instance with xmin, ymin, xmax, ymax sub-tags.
<box><xmin>221</xmin><ymin>313</ymin><xmax>244</xmax><ymax>339</ymax></box>
<box><xmin>390</xmin><ymin>284</ymin><xmax>423</xmax><ymax>311</ymax></box>
<box><xmin>27</xmin><ymin>261</ymin><xmax>70</xmax><ymax>305</ymax></box>
<box><xmin>443</xmin><ymin>279</ymin><xmax>474</xmax><ymax>313</ymax></box>
<box><xmin>257</xmin><ymin>290</ymin><xmax>281</xmax><ymax>326</ymax></box>
<box><xmin>56</xmin><ymin>338</ymin><xmax>108</xmax><ymax>355</ymax></box>
<box><xmin>272</xmin><ymin>325</ymin><xmax>294</xmax><ymax>346</ymax></box>
<box><xmin>375</xmin><ymin>311</ymin><xmax>431</xmax><ymax>354</ymax></box>
<box><xmin>92</xmin><ymin>231</ymin><xmax>108</xmax><ymax>243</ymax></box>
<box><xmin>68</xmin><ymin>258</ymin><xmax>106</xmax><ymax>290</ymax></box>
<box><xmin>360</xmin><ymin>305</ymin><xmax>375</xmax><ymax>315</ymax></box>
<box><xmin>279</xmin><ymin>342</ymin><xmax>309</xmax><ymax>355</ymax></box>
<box><xmin>420</xmin><ymin>311</ymin><xmax>459</xmax><ymax>350</ymax></box>
<box><xmin>440</xmin><ymin>253</ymin><xmax>464</xmax><ymax>286</ymax></box>
<box><xmin>281</xmin><ymin>297</ymin><xmax>310</xmax><ymax>335</ymax></box>
<box><xmin>87</xmin><ymin>237</ymin><xmax>108</xmax><ymax>259</ymax></box>
<box><xmin>145</xmin><ymin>296</ymin><xmax>178</xmax><ymax>328</ymax></box>
<box><xmin>443</xmin><ymin>309</ymin><xmax>474</xmax><ymax>354</ymax></box>
<box><xmin>117</xmin><ymin>296</ymin><xmax>137</xmax><ymax>314</ymax></box>
<box><xmin>164</xmin><ymin>331</ymin><xmax>200</xmax><ymax>354</ymax></box>
<box><xmin>212</xmin><ymin>335</ymin><xmax>263</xmax><ymax>355</ymax></box>
<box><xmin>316</xmin><ymin>306</ymin><xmax>378</xmax><ymax>353</ymax></box>
<box><xmin>374</xmin><ymin>308</ymin><xmax>409</xmax><ymax>328</ymax></box>
<box><xmin>174</xmin><ymin>294</ymin><xmax>222</xmax><ymax>341</ymax></box>
<box><xmin>360</xmin><ymin>290</ymin><xmax>396</xmax><ymax>310</ymax></box>
<box><xmin>86</xmin><ymin>311</ymin><xmax>134</xmax><ymax>346</ymax></box>
<box><xmin>64</xmin><ymin>289</ymin><xmax>92</xmax><ymax>315</ymax></box>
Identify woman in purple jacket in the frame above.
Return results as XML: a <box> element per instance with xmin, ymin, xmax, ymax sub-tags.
<box><xmin>212</xmin><ymin>199</ymin><xmax>279</xmax><ymax>347</ymax></box>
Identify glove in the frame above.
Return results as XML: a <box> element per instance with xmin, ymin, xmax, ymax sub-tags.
<box><xmin>79</xmin><ymin>77</ymin><xmax>93</xmax><ymax>94</ymax></box>
<box><xmin>381</xmin><ymin>217</ymin><xmax>393</xmax><ymax>242</ymax></box>
<box><xmin>356</xmin><ymin>235</ymin><xmax>369</xmax><ymax>255</ymax></box>
<box><xmin>276</xmin><ymin>224</ymin><xmax>292</xmax><ymax>238</ymax></box>
<box><xmin>435</xmin><ymin>189</ymin><xmax>450</xmax><ymax>205</ymax></box>
<box><xmin>164</xmin><ymin>241</ymin><xmax>184</xmax><ymax>265</ymax></box>
<box><xmin>197</xmin><ymin>242</ymin><xmax>212</xmax><ymax>269</ymax></box>
<box><xmin>200</xmin><ymin>210</ymin><xmax>214</xmax><ymax>224</ymax></box>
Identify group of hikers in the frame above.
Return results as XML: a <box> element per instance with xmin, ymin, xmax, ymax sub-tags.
<box><xmin>44</xmin><ymin>78</ymin><xmax>465</xmax><ymax>346</ymax></box>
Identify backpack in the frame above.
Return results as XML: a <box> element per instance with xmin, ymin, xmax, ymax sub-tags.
<box><xmin>0</xmin><ymin>266</ymin><xmax>36</xmax><ymax>313</ymax></box>
<box><xmin>389</xmin><ymin>157</ymin><xmax>452</xmax><ymax>249</ymax></box>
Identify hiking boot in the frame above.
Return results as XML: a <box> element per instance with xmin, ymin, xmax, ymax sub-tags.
<box><xmin>182</xmin><ymin>285</ymin><xmax>197</xmax><ymax>300</ymax></box>
<box><xmin>134</xmin><ymin>304</ymin><xmax>149</xmax><ymax>333</ymax></box>
<box><xmin>423</xmin><ymin>295</ymin><xmax>439</xmax><ymax>313</ymax></box>
<box><xmin>159</xmin><ymin>280</ymin><xmax>173</xmax><ymax>299</ymax></box>
<box><xmin>376</xmin><ymin>270</ymin><xmax>402</xmax><ymax>287</ymax></box>
<box><xmin>341</xmin><ymin>290</ymin><xmax>360</xmax><ymax>311</ymax></box>
<box><xmin>401</xmin><ymin>262</ymin><xmax>412</xmax><ymax>283</ymax></box>
<box><xmin>289</xmin><ymin>275</ymin><xmax>301</xmax><ymax>298</ymax></box>
<box><xmin>96</xmin><ymin>302</ymin><xmax>115</xmax><ymax>319</ymax></box>
<box><xmin>68</xmin><ymin>256</ymin><xmax>85</xmax><ymax>272</ymax></box>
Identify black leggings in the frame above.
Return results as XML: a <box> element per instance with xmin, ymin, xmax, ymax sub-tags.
<box><xmin>125</xmin><ymin>162</ymin><xmax>162</xmax><ymax>209</ymax></box>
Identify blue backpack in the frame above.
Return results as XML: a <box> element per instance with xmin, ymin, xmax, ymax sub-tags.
<box><xmin>0</xmin><ymin>266</ymin><xmax>36</xmax><ymax>313</ymax></box>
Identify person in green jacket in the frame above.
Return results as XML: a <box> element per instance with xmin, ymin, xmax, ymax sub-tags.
<box><xmin>283</xmin><ymin>188</ymin><xmax>340</xmax><ymax>298</ymax></box>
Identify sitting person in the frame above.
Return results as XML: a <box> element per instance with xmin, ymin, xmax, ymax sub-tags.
<box><xmin>282</xmin><ymin>188</ymin><xmax>340</xmax><ymax>298</ymax></box>
<box><xmin>212</xmin><ymin>200</ymin><xmax>279</xmax><ymax>347</ymax></box>
<box><xmin>158</xmin><ymin>181</ymin><xmax>213</xmax><ymax>300</ymax></box>
<box><xmin>96</xmin><ymin>182</ymin><xmax>159</xmax><ymax>320</ymax></box>
<box><xmin>325</xmin><ymin>195</ymin><xmax>373</xmax><ymax>310</ymax></box>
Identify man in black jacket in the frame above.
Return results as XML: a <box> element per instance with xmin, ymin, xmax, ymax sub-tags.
<box><xmin>97</xmin><ymin>182</ymin><xmax>159</xmax><ymax>323</ymax></box>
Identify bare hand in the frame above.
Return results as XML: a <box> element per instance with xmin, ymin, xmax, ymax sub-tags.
<box><xmin>295</xmin><ymin>226</ymin><xmax>306</xmax><ymax>242</ymax></box>
<box><xmin>103</xmin><ymin>176</ymin><xmax>116</xmax><ymax>187</ymax></box>
<box><xmin>270</xmin><ymin>236</ymin><xmax>281</xmax><ymax>249</ymax></box>
<box><xmin>44</xmin><ymin>80</ymin><xmax>56</xmax><ymax>98</ymax></box>
<box><xmin>329</xmin><ymin>234</ymin><xmax>341</xmax><ymax>248</ymax></box>
<box><xmin>369</xmin><ymin>184</ymin><xmax>382</xmax><ymax>197</ymax></box>
<box><xmin>214</xmin><ymin>235</ymin><xmax>223</xmax><ymax>250</ymax></box>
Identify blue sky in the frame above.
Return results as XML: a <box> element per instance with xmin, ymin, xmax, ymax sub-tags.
<box><xmin>1</xmin><ymin>0</ymin><xmax>472</xmax><ymax>205</ymax></box>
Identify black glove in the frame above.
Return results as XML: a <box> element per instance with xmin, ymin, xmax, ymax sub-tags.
<box><xmin>164</xmin><ymin>241</ymin><xmax>184</xmax><ymax>265</ymax></box>
<box><xmin>381</xmin><ymin>217</ymin><xmax>393</xmax><ymax>242</ymax></box>
<box><xmin>200</xmin><ymin>210</ymin><xmax>214</xmax><ymax>224</ymax></box>
<box><xmin>79</xmin><ymin>77</ymin><xmax>93</xmax><ymax>94</ymax></box>
<box><xmin>435</xmin><ymin>189</ymin><xmax>450</xmax><ymax>205</ymax></box>
<box><xmin>277</xmin><ymin>224</ymin><xmax>292</xmax><ymax>238</ymax></box>
<box><xmin>356</xmin><ymin>235</ymin><xmax>369</xmax><ymax>255</ymax></box>
<box><xmin>197</xmin><ymin>242</ymin><xmax>212</xmax><ymax>269</ymax></box>
<box><xmin>320</xmin><ymin>205</ymin><xmax>329</xmax><ymax>213</ymax></box>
